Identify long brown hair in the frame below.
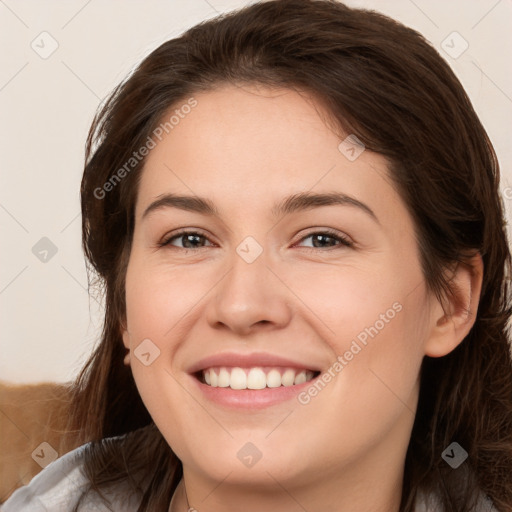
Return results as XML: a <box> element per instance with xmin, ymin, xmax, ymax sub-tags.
<box><xmin>67</xmin><ymin>1</ymin><xmax>512</xmax><ymax>510</ymax></box>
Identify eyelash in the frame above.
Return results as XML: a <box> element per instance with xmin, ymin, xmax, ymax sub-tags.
<box><xmin>158</xmin><ymin>228</ymin><xmax>353</xmax><ymax>252</ymax></box>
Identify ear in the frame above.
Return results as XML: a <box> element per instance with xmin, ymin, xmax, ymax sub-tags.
<box><xmin>120</xmin><ymin>320</ymin><xmax>131</xmax><ymax>366</ymax></box>
<box><xmin>424</xmin><ymin>253</ymin><xmax>483</xmax><ymax>358</ymax></box>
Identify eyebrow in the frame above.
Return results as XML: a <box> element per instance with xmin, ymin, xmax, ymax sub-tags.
<box><xmin>142</xmin><ymin>191</ymin><xmax>379</xmax><ymax>224</ymax></box>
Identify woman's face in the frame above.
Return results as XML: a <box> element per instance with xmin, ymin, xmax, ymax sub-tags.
<box><xmin>122</xmin><ymin>84</ymin><xmax>437</xmax><ymax>501</ymax></box>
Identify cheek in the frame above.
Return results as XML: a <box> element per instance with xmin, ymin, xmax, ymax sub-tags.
<box><xmin>290</xmin><ymin>256</ymin><xmax>428</xmax><ymax>436</ymax></box>
<box><xmin>124</xmin><ymin>256</ymin><xmax>205</xmax><ymax>342</ymax></box>
<box><xmin>122</xmin><ymin>255</ymin><xmax>214</xmax><ymax>444</ymax></box>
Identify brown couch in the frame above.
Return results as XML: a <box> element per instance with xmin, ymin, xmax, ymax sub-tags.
<box><xmin>0</xmin><ymin>380</ymin><xmax>80</xmax><ymax>503</ymax></box>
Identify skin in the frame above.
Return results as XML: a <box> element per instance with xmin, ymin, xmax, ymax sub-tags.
<box><xmin>121</xmin><ymin>83</ymin><xmax>482</xmax><ymax>512</ymax></box>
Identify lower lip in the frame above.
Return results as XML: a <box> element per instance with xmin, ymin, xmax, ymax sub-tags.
<box><xmin>190</xmin><ymin>374</ymin><xmax>319</xmax><ymax>409</ymax></box>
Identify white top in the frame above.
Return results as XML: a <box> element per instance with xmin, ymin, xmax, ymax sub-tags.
<box><xmin>1</xmin><ymin>442</ymin><xmax>497</xmax><ymax>512</ymax></box>
<box><xmin>1</xmin><ymin>442</ymin><xmax>142</xmax><ymax>512</ymax></box>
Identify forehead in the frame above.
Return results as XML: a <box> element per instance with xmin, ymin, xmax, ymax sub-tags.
<box><xmin>135</xmin><ymin>84</ymin><xmax>403</xmax><ymax>223</ymax></box>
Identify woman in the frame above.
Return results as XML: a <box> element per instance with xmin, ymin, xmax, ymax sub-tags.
<box><xmin>3</xmin><ymin>0</ymin><xmax>511</xmax><ymax>511</ymax></box>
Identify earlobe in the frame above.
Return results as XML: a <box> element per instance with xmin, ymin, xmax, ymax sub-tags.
<box><xmin>424</xmin><ymin>253</ymin><xmax>483</xmax><ymax>358</ymax></box>
<box><xmin>120</xmin><ymin>322</ymin><xmax>131</xmax><ymax>365</ymax></box>
<box><xmin>122</xmin><ymin>329</ymin><xmax>130</xmax><ymax>350</ymax></box>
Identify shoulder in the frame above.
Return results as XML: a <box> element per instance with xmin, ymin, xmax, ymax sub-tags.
<box><xmin>1</xmin><ymin>438</ymin><xmax>142</xmax><ymax>512</ymax></box>
<box><xmin>1</xmin><ymin>443</ymin><xmax>93</xmax><ymax>511</ymax></box>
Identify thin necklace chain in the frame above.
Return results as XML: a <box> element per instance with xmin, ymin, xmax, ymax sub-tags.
<box><xmin>184</xmin><ymin>480</ymin><xmax>191</xmax><ymax>510</ymax></box>
<box><xmin>169</xmin><ymin>478</ymin><xmax>191</xmax><ymax>512</ymax></box>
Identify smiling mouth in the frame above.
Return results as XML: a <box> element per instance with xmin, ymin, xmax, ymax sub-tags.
<box><xmin>195</xmin><ymin>366</ymin><xmax>321</xmax><ymax>390</ymax></box>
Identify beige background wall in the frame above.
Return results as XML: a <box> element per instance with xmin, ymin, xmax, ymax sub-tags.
<box><xmin>1</xmin><ymin>0</ymin><xmax>511</xmax><ymax>383</ymax></box>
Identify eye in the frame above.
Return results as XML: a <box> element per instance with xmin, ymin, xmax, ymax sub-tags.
<box><xmin>294</xmin><ymin>230</ymin><xmax>353</xmax><ymax>250</ymax></box>
<box><xmin>159</xmin><ymin>230</ymin><xmax>214</xmax><ymax>250</ymax></box>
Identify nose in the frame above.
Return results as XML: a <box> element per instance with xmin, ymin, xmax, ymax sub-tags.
<box><xmin>205</xmin><ymin>246</ymin><xmax>292</xmax><ymax>337</ymax></box>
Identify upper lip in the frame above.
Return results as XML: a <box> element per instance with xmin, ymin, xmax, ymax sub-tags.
<box><xmin>188</xmin><ymin>352</ymin><xmax>323</xmax><ymax>374</ymax></box>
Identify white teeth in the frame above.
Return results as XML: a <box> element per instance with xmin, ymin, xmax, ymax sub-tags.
<box><xmin>247</xmin><ymin>368</ymin><xmax>267</xmax><ymax>389</ymax></box>
<box><xmin>266</xmin><ymin>369</ymin><xmax>282</xmax><ymax>388</ymax></box>
<box><xmin>201</xmin><ymin>366</ymin><xmax>316</xmax><ymax>390</ymax></box>
<box><xmin>218</xmin><ymin>367</ymin><xmax>230</xmax><ymax>388</ymax></box>
<box><xmin>294</xmin><ymin>371</ymin><xmax>306</xmax><ymax>385</ymax></box>
<box><xmin>281</xmin><ymin>369</ymin><xmax>296</xmax><ymax>387</ymax></box>
<box><xmin>230</xmin><ymin>367</ymin><xmax>247</xmax><ymax>390</ymax></box>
